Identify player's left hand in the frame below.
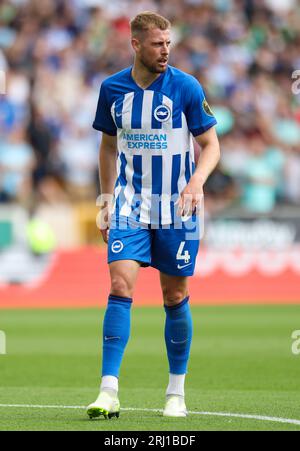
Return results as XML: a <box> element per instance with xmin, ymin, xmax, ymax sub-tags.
<box><xmin>177</xmin><ymin>173</ymin><xmax>204</xmax><ymax>217</ymax></box>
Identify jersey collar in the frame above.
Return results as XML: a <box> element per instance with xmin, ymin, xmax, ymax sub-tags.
<box><xmin>129</xmin><ymin>65</ymin><xmax>168</xmax><ymax>91</ymax></box>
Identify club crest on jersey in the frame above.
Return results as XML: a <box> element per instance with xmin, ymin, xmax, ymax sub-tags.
<box><xmin>202</xmin><ymin>99</ymin><xmax>214</xmax><ymax>117</ymax></box>
<box><xmin>154</xmin><ymin>105</ymin><xmax>171</xmax><ymax>122</ymax></box>
<box><xmin>111</xmin><ymin>240</ymin><xmax>124</xmax><ymax>253</ymax></box>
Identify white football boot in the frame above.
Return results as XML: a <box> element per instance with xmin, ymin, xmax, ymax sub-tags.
<box><xmin>163</xmin><ymin>395</ymin><xmax>188</xmax><ymax>417</ymax></box>
<box><xmin>87</xmin><ymin>390</ymin><xmax>120</xmax><ymax>420</ymax></box>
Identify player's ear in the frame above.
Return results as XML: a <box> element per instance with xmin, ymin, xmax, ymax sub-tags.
<box><xmin>131</xmin><ymin>37</ymin><xmax>141</xmax><ymax>53</ymax></box>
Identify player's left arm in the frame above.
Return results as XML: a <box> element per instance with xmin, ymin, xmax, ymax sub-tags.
<box><xmin>178</xmin><ymin>126</ymin><xmax>220</xmax><ymax>216</ymax></box>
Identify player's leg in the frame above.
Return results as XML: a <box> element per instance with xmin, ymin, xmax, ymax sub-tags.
<box><xmin>87</xmin><ymin>260</ymin><xmax>140</xmax><ymax>419</ymax></box>
<box><xmin>160</xmin><ymin>273</ymin><xmax>192</xmax><ymax>417</ymax></box>
<box><xmin>151</xmin><ymin>218</ymin><xmax>200</xmax><ymax>417</ymax></box>
<box><xmin>102</xmin><ymin>260</ymin><xmax>140</xmax><ymax>384</ymax></box>
<box><xmin>87</xmin><ymin>223</ymin><xmax>151</xmax><ymax>419</ymax></box>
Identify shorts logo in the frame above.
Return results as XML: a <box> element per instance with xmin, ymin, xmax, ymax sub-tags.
<box><xmin>154</xmin><ymin>105</ymin><xmax>171</xmax><ymax>122</ymax></box>
<box><xmin>177</xmin><ymin>263</ymin><xmax>192</xmax><ymax>270</ymax></box>
<box><xmin>111</xmin><ymin>240</ymin><xmax>124</xmax><ymax>253</ymax></box>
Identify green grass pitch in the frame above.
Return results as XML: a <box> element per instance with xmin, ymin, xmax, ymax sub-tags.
<box><xmin>0</xmin><ymin>305</ymin><xmax>300</xmax><ymax>431</ymax></box>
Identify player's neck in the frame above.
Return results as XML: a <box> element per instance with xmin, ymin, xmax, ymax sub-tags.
<box><xmin>131</xmin><ymin>60</ymin><xmax>162</xmax><ymax>90</ymax></box>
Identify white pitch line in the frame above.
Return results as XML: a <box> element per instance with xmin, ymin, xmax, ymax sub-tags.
<box><xmin>0</xmin><ymin>404</ymin><xmax>300</xmax><ymax>427</ymax></box>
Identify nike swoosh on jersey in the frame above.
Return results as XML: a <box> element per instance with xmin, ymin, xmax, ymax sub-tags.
<box><xmin>116</xmin><ymin>111</ymin><xmax>129</xmax><ymax>117</ymax></box>
<box><xmin>177</xmin><ymin>263</ymin><xmax>192</xmax><ymax>269</ymax></box>
<box><xmin>104</xmin><ymin>336</ymin><xmax>121</xmax><ymax>341</ymax></box>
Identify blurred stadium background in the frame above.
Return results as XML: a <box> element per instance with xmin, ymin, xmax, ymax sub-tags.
<box><xmin>0</xmin><ymin>0</ymin><xmax>299</xmax><ymax>305</ymax></box>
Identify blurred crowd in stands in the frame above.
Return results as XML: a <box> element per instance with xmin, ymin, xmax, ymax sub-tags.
<box><xmin>0</xmin><ymin>0</ymin><xmax>300</xmax><ymax>215</ymax></box>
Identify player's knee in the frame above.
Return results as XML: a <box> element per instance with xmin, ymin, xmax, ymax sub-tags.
<box><xmin>110</xmin><ymin>275</ymin><xmax>133</xmax><ymax>298</ymax></box>
<box><xmin>162</xmin><ymin>287</ymin><xmax>188</xmax><ymax>307</ymax></box>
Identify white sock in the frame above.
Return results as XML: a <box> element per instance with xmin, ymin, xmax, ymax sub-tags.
<box><xmin>166</xmin><ymin>373</ymin><xmax>185</xmax><ymax>397</ymax></box>
<box><xmin>100</xmin><ymin>375</ymin><xmax>118</xmax><ymax>393</ymax></box>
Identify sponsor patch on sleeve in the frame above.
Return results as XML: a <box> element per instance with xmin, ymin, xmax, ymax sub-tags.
<box><xmin>202</xmin><ymin>99</ymin><xmax>214</xmax><ymax>117</ymax></box>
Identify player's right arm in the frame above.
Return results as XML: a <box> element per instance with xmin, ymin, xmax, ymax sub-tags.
<box><xmin>98</xmin><ymin>133</ymin><xmax>117</xmax><ymax>243</ymax></box>
<box><xmin>93</xmin><ymin>79</ymin><xmax>118</xmax><ymax>243</ymax></box>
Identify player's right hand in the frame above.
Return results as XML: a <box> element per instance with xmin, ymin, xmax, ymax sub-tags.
<box><xmin>100</xmin><ymin>227</ymin><xmax>110</xmax><ymax>244</ymax></box>
<box><xmin>97</xmin><ymin>204</ymin><xmax>111</xmax><ymax>244</ymax></box>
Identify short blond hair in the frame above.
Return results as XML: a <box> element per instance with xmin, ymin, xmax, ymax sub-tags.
<box><xmin>130</xmin><ymin>11</ymin><xmax>171</xmax><ymax>38</ymax></box>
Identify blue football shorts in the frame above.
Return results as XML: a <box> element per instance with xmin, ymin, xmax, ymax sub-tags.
<box><xmin>107</xmin><ymin>215</ymin><xmax>200</xmax><ymax>276</ymax></box>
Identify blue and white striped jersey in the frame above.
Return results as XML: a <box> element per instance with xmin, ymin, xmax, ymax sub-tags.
<box><xmin>93</xmin><ymin>65</ymin><xmax>217</xmax><ymax>225</ymax></box>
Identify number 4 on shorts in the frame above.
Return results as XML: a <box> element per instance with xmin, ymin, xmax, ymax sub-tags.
<box><xmin>176</xmin><ymin>241</ymin><xmax>191</xmax><ymax>264</ymax></box>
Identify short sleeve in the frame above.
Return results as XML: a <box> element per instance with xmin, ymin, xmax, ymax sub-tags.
<box><xmin>183</xmin><ymin>76</ymin><xmax>217</xmax><ymax>137</ymax></box>
<box><xmin>92</xmin><ymin>82</ymin><xmax>117</xmax><ymax>136</ymax></box>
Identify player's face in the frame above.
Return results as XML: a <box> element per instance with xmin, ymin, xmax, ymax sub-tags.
<box><xmin>134</xmin><ymin>28</ymin><xmax>171</xmax><ymax>73</ymax></box>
